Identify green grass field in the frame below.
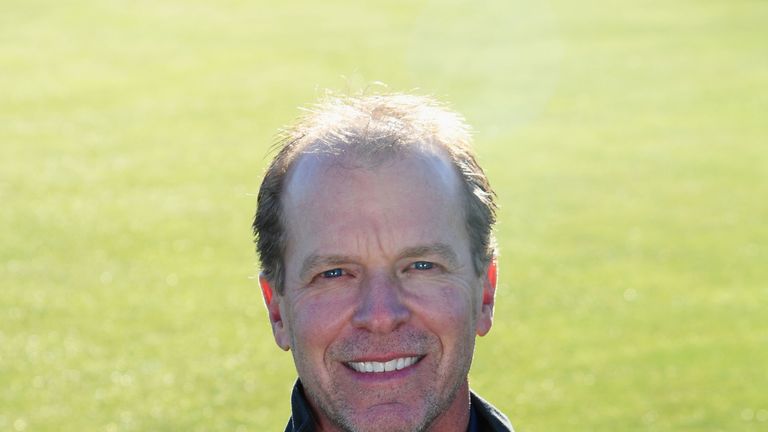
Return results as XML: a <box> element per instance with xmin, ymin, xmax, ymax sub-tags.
<box><xmin>2</xmin><ymin>0</ymin><xmax>767</xmax><ymax>430</ymax></box>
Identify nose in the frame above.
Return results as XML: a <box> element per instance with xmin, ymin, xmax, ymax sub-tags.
<box><xmin>351</xmin><ymin>272</ymin><xmax>411</xmax><ymax>333</ymax></box>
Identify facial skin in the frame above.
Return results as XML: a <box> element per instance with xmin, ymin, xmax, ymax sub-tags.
<box><xmin>261</xmin><ymin>150</ymin><xmax>497</xmax><ymax>432</ymax></box>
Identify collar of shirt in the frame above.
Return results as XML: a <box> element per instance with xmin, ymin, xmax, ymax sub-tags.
<box><xmin>286</xmin><ymin>379</ymin><xmax>513</xmax><ymax>432</ymax></box>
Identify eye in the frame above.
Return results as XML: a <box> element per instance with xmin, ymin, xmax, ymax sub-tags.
<box><xmin>321</xmin><ymin>268</ymin><xmax>345</xmax><ymax>278</ymax></box>
<box><xmin>411</xmin><ymin>261</ymin><xmax>435</xmax><ymax>271</ymax></box>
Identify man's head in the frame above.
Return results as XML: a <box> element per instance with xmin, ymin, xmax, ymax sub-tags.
<box><xmin>254</xmin><ymin>94</ymin><xmax>497</xmax><ymax>295</ymax></box>
<box><xmin>253</xmin><ymin>93</ymin><xmax>499</xmax><ymax>432</ymax></box>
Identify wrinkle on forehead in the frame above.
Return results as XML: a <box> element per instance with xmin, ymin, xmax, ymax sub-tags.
<box><xmin>284</xmin><ymin>149</ymin><xmax>460</xmax><ymax>207</ymax></box>
<box><xmin>281</xmin><ymin>150</ymin><xmax>467</xmax><ymax>267</ymax></box>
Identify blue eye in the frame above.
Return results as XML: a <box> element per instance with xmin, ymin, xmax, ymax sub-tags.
<box><xmin>321</xmin><ymin>268</ymin><xmax>345</xmax><ymax>278</ymax></box>
<box><xmin>412</xmin><ymin>261</ymin><xmax>434</xmax><ymax>270</ymax></box>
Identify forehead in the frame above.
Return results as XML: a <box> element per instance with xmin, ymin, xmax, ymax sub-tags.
<box><xmin>284</xmin><ymin>150</ymin><xmax>461</xmax><ymax>209</ymax></box>
<box><xmin>281</xmin><ymin>151</ymin><xmax>466</xmax><ymax>254</ymax></box>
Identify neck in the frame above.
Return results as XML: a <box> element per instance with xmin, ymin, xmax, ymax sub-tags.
<box><xmin>308</xmin><ymin>380</ymin><xmax>472</xmax><ymax>432</ymax></box>
<box><xmin>424</xmin><ymin>380</ymin><xmax>471</xmax><ymax>432</ymax></box>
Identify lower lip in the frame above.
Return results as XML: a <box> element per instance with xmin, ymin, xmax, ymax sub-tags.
<box><xmin>343</xmin><ymin>357</ymin><xmax>424</xmax><ymax>382</ymax></box>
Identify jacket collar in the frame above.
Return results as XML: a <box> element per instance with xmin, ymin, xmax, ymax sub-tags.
<box><xmin>286</xmin><ymin>380</ymin><xmax>317</xmax><ymax>432</ymax></box>
<box><xmin>469</xmin><ymin>391</ymin><xmax>515</xmax><ymax>431</ymax></box>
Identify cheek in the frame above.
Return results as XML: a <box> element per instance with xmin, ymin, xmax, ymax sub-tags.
<box><xmin>410</xmin><ymin>281</ymin><xmax>477</xmax><ymax>331</ymax></box>
<box><xmin>288</xmin><ymin>291</ymin><xmax>356</xmax><ymax>352</ymax></box>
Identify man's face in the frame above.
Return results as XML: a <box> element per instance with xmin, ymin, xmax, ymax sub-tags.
<box><xmin>266</xmin><ymin>151</ymin><xmax>495</xmax><ymax>432</ymax></box>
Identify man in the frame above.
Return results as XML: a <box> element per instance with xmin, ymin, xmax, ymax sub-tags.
<box><xmin>253</xmin><ymin>93</ymin><xmax>513</xmax><ymax>432</ymax></box>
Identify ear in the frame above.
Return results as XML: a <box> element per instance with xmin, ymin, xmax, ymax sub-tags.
<box><xmin>475</xmin><ymin>258</ymin><xmax>497</xmax><ymax>337</ymax></box>
<box><xmin>259</xmin><ymin>274</ymin><xmax>291</xmax><ymax>351</ymax></box>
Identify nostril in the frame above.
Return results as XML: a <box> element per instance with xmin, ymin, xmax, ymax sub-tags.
<box><xmin>352</xmin><ymin>300</ymin><xmax>410</xmax><ymax>332</ymax></box>
<box><xmin>351</xmin><ymin>277</ymin><xmax>411</xmax><ymax>332</ymax></box>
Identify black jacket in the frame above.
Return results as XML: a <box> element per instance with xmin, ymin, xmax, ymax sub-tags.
<box><xmin>284</xmin><ymin>380</ymin><xmax>514</xmax><ymax>432</ymax></box>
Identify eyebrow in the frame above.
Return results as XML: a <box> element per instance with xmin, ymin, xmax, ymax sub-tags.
<box><xmin>396</xmin><ymin>243</ymin><xmax>460</xmax><ymax>269</ymax></box>
<box><xmin>299</xmin><ymin>242</ymin><xmax>460</xmax><ymax>280</ymax></box>
<box><xmin>299</xmin><ymin>254</ymin><xmax>358</xmax><ymax>280</ymax></box>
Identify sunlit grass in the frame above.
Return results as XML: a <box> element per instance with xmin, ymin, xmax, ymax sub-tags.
<box><xmin>2</xmin><ymin>0</ymin><xmax>766</xmax><ymax>430</ymax></box>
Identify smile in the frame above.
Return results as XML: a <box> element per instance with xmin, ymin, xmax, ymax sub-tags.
<box><xmin>346</xmin><ymin>356</ymin><xmax>421</xmax><ymax>373</ymax></box>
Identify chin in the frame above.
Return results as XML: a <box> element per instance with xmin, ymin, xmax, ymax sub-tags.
<box><xmin>331</xmin><ymin>400</ymin><xmax>441</xmax><ymax>432</ymax></box>
<box><xmin>337</xmin><ymin>416</ymin><xmax>427</xmax><ymax>432</ymax></box>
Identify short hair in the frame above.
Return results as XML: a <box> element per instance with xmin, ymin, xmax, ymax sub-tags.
<box><xmin>253</xmin><ymin>93</ymin><xmax>497</xmax><ymax>294</ymax></box>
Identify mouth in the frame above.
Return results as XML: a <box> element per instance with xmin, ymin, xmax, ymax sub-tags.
<box><xmin>345</xmin><ymin>356</ymin><xmax>422</xmax><ymax>374</ymax></box>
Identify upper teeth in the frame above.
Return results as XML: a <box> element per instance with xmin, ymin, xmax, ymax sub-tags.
<box><xmin>347</xmin><ymin>356</ymin><xmax>419</xmax><ymax>373</ymax></box>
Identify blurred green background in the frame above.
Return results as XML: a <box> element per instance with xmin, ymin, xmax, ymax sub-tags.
<box><xmin>2</xmin><ymin>0</ymin><xmax>766</xmax><ymax>431</ymax></box>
